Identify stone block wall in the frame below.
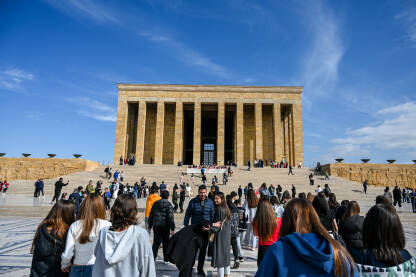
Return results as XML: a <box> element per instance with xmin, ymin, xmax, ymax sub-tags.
<box><xmin>162</xmin><ymin>103</ymin><xmax>176</xmax><ymax>164</ymax></box>
<box><xmin>144</xmin><ymin>103</ymin><xmax>157</xmax><ymax>163</ymax></box>
<box><xmin>322</xmin><ymin>163</ymin><xmax>416</xmax><ymax>189</ymax></box>
<box><xmin>0</xmin><ymin>158</ymin><xmax>99</xmax><ymax>181</ymax></box>
<box><xmin>262</xmin><ymin>105</ymin><xmax>274</xmax><ymax>163</ymax></box>
<box><xmin>243</xmin><ymin>104</ymin><xmax>255</xmax><ymax>164</ymax></box>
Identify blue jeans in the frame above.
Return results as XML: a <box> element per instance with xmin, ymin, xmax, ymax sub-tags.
<box><xmin>70</xmin><ymin>265</ymin><xmax>93</xmax><ymax>277</ymax></box>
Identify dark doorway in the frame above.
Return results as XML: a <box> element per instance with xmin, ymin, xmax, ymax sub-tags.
<box><xmin>182</xmin><ymin>104</ymin><xmax>194</xmax><ymax>165</ymax></box>
<box><xmin>201</xmin><ymin>104</ymin><xmax>217</xmax><ymax>165</ymax></box>
<box><xmin>225</xmin><ymin>105</ymin><xmax>235</xmax><ymax>164</ymax></box>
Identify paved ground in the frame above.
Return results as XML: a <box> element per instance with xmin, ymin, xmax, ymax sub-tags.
<box><xmin>1</xmin><ymin>165</ymin><xmax>415</xmax><ymax>276</ymax></box>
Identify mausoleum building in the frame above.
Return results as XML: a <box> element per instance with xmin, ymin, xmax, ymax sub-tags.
<box><xmin>113</xmin><ymin>84</ymin><xmax>304</xmax><ymax>166</ymax></box>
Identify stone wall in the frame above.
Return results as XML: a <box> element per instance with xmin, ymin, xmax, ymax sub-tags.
<box><xmin>0</xmin><ymin>158</ymin><xmax>99</xmax><ymax>181</ymax></box>
<box><xmin>322</xmin><ymin>163</ymin><xmax>416</xmax><ymax>189</ymax></box>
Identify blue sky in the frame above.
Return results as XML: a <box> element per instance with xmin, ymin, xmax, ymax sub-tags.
<box><xmin>1</xmin><ymin>0</ymin><xmax>416</xmax><ymax>166</ymax></box>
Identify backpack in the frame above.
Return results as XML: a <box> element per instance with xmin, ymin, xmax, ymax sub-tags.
<box><xmin>230</xmin><ymin>211</ymin><xmax>240</xmax><ymax>237</ymax></box>
<box><xmin>68</xmin><ymin>193</ymin><xmax>78</xmax><ymax>205</ymax></box>
<box><xmin>237</xmin><ymin>207</ymin><xmax>247</xmax><ymax>231</ymax></box>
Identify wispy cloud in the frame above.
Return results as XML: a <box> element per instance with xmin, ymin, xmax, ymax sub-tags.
<box><xmin>139</xmin><ymin>31</ymin><xmax>230</xmax><ymax>78</ymax></box>
<box><xmin>299</xmin><ymin>1</ymin><xmax>344</xmax><ymax>97</ymax></box>
<box><xmin>395</xmin><ymin>8</ymin><xmax>416</xmax><ymax>47</ymax></box>
<box><xmin>65</xmin><ymin>97</ymin><xmax>116</xmax><ymax>122</ymax></box>
<box><xmin>0</xmin><ymin>68</ymin><xmax>35</xmax><ymax>90</ymax></box>
<box><xmin>331</xmin><ymin>102</ymin><xmax>416</xmax><ymax>150</ymax></box>
<box><xmin>44</xmin><ymin>0</ymin><xmax>120</xmax><ymax>25</ymax></box>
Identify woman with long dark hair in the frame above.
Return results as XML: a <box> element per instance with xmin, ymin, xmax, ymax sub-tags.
<box><xmin>255</xmin><ymin>198</ymin><xmax>357</xmax><ymax>277</ymax></box>
<box><xmin>210</xmin><ymin>192</ymin><xmax>231</xmax><ymax>277</ymax></box>
<box><xmin>252</xmin><ymin>199</ymin><xmax>281</xmax><ymax>266</ymax></box>
<box><xmin>312</xmin><ymin>193</ymin><xmax>338</xmax><ymax>232</ymax></box>
<box><xmin>31</xmin><ymin>200</ymin><xmax>75</xmax><ymax>277</ymax></box>
<box><xmin>350</xmin><ymin>204</ymin><xmax>414</xmax><ymax>272</ymax></box>
<box><xmin>92</xmin><ymin>194</ymin><xmax>155</xmax><ymax>277</ymax></box>
<box><xmin>338</xmin><ymin>201</ymin><xmax>364</xmax><ymax>252</ymax></box>
<box><xmin>61</xmin><ymin>194</ymin><xmax>111</xmax><ymax>276</ymax></box>
<box><xmin>243</xmin><ymin>189</ymin><xmax>258</xmax><ymax>250</ymax></box>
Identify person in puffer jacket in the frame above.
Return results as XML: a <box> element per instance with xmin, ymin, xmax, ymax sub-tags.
<box><xmin>338</xmin><ymin>201</ymin><xmax>364</xmax><ymax>252</ymax></box>
<box><xmin>148</xmin><ymin>190</ymin><xmax>175</xmax><ymax>263</ymax></box>
<box><xmin>350</xmin><ymin>204</ymin><xmax>415</xmax><ymax>276</ymax></box>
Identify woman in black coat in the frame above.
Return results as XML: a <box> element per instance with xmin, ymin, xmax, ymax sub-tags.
<box><xmin>210</xmin><ymin>192</ymin><xmax>231</xmax><ymax>277</ymax></box>
<box><xmin>30</xmin><ymin>200</ymin><xmax>75</xmax><ymax>277</ymax></box>
<box><xmin>338</xmin><ymin>201</ymin><xmax>364</xmax><ymax>251</ymax></box>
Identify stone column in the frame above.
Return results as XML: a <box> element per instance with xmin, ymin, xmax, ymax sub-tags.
<box><xmin>135</xmin><ymin>101</ymin><xmax>146</xmax><ymax>165</ymax></box>
<box><xmin>113</xmin><ymin>97</ymin><xmax>128</xmax><ymax>164</ymax></box>
<box><xmin>193</xmin><ymin>101</ymin><xmax>201</xmax><ymax>165</ymax></box>
<box><xmin>154</xmin><ymin>101</ymin><xmax>165</xmax><ymax>165</ymax></box>
<box><xmin>255</xmin><ymin>102</ymin><xmax>263</xmax><ymax>160</ymax></box>
<box><xmin>292</xmin><ymin>102</ymin><xmax>304</xmax><ymax>166</ymax></box>
<box><xmin>273</xmin><ymin>103</ymin><xmax>283</xmax><ymax>162</ymax></box>
<box><xmin>236</xmin><ymin>102</ymin><xmax>244</xmax><ymax>166</ymax></box>
<box><xmin>173</xmin><ymin>101</ymin><xmax>183</xmax><ymax>164</ymax></box>
<box><xmin>217</xmin><ymin>102</ymin><xmax>225</xmax><ymax>166</ymax></box>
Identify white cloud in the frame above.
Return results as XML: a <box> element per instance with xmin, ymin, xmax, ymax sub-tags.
<box><xmin>44</xmin><ymin>0</ymin><xmax>120</xmax><ymax>25</ymax></box>
<box><xmin>138</xmin><ymin>31</ymin><xmax>229</xmax><ymax>78</ymax></box>
<box><xmin>0</xmin><ymin>68</ymin><xmax>35</xmax><ymax>90</ymax></box>
<box><xmin>395</xmin><ymin>8</ymin><xmax>416</xmax><ymax>47</ymax></box>
<box><xmin>300</xmin><ymin>1</ymin><xmax>344</xmax><ymax>96</ymax></box>
<box><xmin>65</xmin><ymin>97</ymin><xmax>116</xmax><ymax>122</ymax></box>
<box><xmin>331</xmin><ymin>101</ymin><xmax>416</xmax><ymax>150</ymax></box>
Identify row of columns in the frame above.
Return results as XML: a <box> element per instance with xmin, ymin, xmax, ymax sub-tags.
<box><xmin>117</xmin><ymin>100</ymin><xmax>302</xmax><ymax>166</ymax></box>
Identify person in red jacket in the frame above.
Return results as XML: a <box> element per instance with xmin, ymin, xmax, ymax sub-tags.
<box><xmin>252</xmin><ymin>198</ymin><xmax>282</xmax><ymax>266</ymax></box>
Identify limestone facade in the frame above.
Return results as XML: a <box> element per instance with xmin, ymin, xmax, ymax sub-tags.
<box><xmin>322</xmin><ymin>163</ymin><xmax>416</xmax><ymax>189</ymax></box>
<box><xmin>114</xmin><ymin>84</ymin><xmax>304</xmax><ymax>166</ymax></box>
<box><xmin>0</xmin><ymin>158</ymin><xmax>99</xmax><ymax>181</ymax></box>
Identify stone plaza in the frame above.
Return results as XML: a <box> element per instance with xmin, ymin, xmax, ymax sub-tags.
<box><xmin>1</xmin><ymin>165</ymin><xmax>415</xmax><ymax>276</ymax></box>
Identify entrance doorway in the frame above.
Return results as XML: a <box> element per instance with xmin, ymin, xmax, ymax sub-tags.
<box><xmin>203</xmin><ymin>143</ymin><xmax>215</xmax><ymax>165</ymax></box>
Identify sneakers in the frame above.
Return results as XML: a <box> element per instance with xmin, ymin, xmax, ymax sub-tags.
<box><xmin>232</xmin><ymin>261</ymin><xmax>240</xmax><ymax>269</ymax></box>
<box><xmin>164</xmin><ymin>261</ymin><xmax>169</xmax><ymax>265</ymax></box>
<box><xmin>239</xmin><ymin>256</ymin><xmax>244</xmax><ymax>262</ymax></box>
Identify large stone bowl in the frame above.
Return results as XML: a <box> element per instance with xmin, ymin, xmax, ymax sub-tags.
<box><xmin>73</xmin><ymin>154</ymin><xmax>82</xmax><ymax>158</ymax></box>
<box><xmin>361</xmin><ymin>159</ymin><xmax>370</xmax><ymax>163</ymax></box>
<box><xmin>0</xmin><ymin>153</ymin><xmax>5</xmax><ymax>157</ymax></box>
<box><xmin>387</xmin><ymin>159</ymin><xmax>396</xmax><ymax>164</ymax></box>
<box><xmin>47</xmin><ymin>154</ymin><xmax>56</xmax><ymax>158</ymax></box>
<box><xmin>22</xmin><ymin>153</ymin><xmax>31</xmax><ymax>157</ymax></box>
<box><xmin>335</xmin><ymin>158</ymin><xmax>344</xmax><ymax>163</ymax></box>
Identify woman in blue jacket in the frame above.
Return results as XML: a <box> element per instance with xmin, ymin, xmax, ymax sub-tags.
<box><xmin>255</xmin><ymin>198</ymin><xmax>358</xmax><ymax>277</ymax></box>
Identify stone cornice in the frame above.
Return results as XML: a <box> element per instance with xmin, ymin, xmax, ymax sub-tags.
<box><xmin>117</xmin><ymin>84</ymin><xmax>303</xmax><ymax>94</ymax></box>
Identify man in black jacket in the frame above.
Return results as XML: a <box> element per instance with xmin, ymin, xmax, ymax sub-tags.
<box><xmin>50</xmin><ymin>178</ymin><xmax>68</xmax><ymax>204</ymax></box>
<box><xmin>179</xmin><ymin>186</ymin><xmax>186</xmax><ymax>213</ymax></box>
<box><xmin>148</xmin><ymin>190</ymin><xmax>175</xmax><ymax>264</ymax></box>
<box><xmin>393</xmin><ymin>186</ymin><xmax>402</xmax><ymax>207</ymax></box>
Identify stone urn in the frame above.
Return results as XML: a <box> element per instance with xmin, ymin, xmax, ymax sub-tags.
<box><xmin>361</xmin><ymin>158</ymin><xmax>370</xmax><ymax>163</ymax></box>
<box><xmin>0</xmin><ymin>153</ymin><xmax>5</xmax><ymax>157</ymax></box>
<box><xmin>387</xmin><ymin>159</ymin><xmax>396</xmax><ymax>164</ymax></box>
<box><xmin>47</xmin><ymin>154</ymin><xmax>56</xmax><ymax>158</ymax></box>
<box><xmin>335</xmin><ymin>158</ymin><xmax>344</xmax><ymax>163</ymax></box>
<box><xmin>22</xmin><ymin>153</ymin><xmax>31</xmax><ymax>157</ymax></box>
<box><xmin>73</xmin><ymin>154</ymin><xmax>82</xmax><ymax>158</ymax></box>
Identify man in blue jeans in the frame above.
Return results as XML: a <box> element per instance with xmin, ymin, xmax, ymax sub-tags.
<box><xmin>184</xmin><ymin>185</ymin><xmax>214</xmax><ymax>277</ymax></box>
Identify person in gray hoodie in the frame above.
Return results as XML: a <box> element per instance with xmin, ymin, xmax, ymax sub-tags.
<box><xmin>92</xmin><ymin>194</ymin><xmax>156</xmax><ymax>277</ymax></box>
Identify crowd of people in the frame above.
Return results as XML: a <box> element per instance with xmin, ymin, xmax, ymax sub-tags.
<box><xmin>29</xmin><ymin>168</ymin><xmax>416</xmax><ymax>277</ymax></box>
